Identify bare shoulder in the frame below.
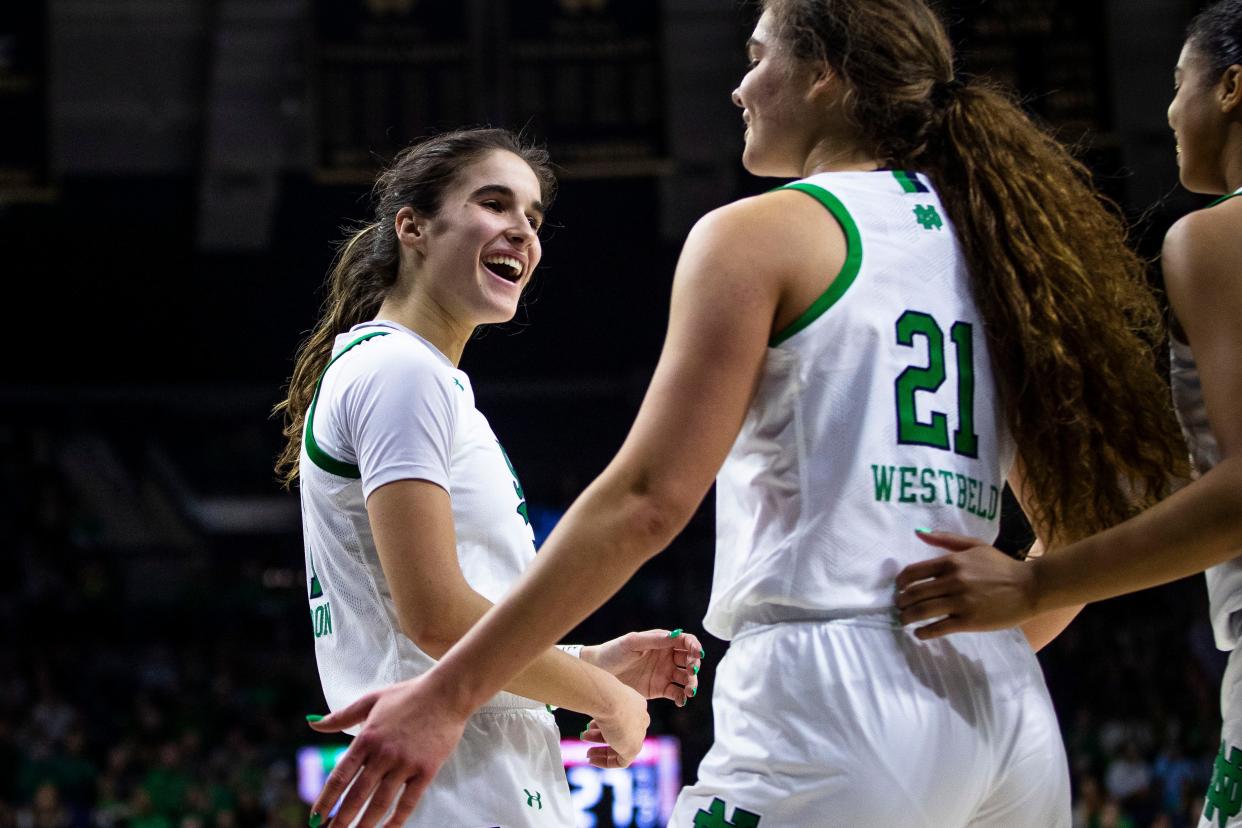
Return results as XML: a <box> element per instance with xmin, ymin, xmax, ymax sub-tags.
<box><xmin>691</xmin><ymin>189</ymin><xmax>844</xmax><ymax>248</ymax></box>
<box><xmin>1163</xmin><ymin>200</ymin><xmax>1242</xmax><ymax>295</ymax></box>
<box><xmin>1162</xmin><ymin>198</ymin><xmax>1242</xmax><ymax>455</ymax></box>
<box><xmin>681</xmin><ymin>189</ymin><xmax>847</xmax><ymax>293</ymax></box>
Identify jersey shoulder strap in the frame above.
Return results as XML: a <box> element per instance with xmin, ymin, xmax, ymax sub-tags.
<box><xmin>769</xmin><ymin>180</ymin><xmax>864</xmax><ymax>346</ymax></box>
<box><xmin>1209</xmin><ymin>189</ymin><xmax>1242</xmax><ymax>208</ymax></box>
<box><xmin>304</xmin><ymin>331</ymin><xmax>391</xmax><ymax>479</ymax></box>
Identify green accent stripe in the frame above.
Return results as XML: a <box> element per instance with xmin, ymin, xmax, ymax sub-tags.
<box><xmin>769</xmin><ymin>183</ymin><xmax>864</xmax><ymax>346</ymax></box>
<box><xmin>893</xmin><ymin>169</ymin><xmax>930</xmax><ymax>193</ymax></box>
<box><xmin>304</xmin><ymin>331</ymin><xmax>391</xmax><ymax>478</ymax></box>
<box><xmin>1209</xmin><ymin>190</ymin><xmax>1242</xmax><ymax>207</ymax></box>
<box><xmin>893</xmin><ymin>170</ymin><xmax>919</xmax><ymax>193</ymax></box>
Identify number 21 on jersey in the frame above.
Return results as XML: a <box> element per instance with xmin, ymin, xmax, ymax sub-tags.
<box><xmin>894</xmin><ymin>310</ymin><xmax>978</xmax><ymax>457</ymax></box>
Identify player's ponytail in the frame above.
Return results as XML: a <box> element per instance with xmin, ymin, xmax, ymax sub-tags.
<box><xmin>273</xmin><ymin>221</ymin><xmax>394</xmax><ymax>487</ymax></box>
<box><xmin>274</xmin><ymin>128</ymin><xmax>556</xmax><ymax>487</ymax></box>
<box><xmin>764</xmin><ymin>0</ymin><xmax>1189</xmax><ymax>544</ymax></box>
<box><xmin>922</xmin><ymin>81</ymin><xmax>1188</xmax><ymax>544</ymax></box>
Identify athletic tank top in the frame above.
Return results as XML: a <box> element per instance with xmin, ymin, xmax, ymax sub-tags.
<box><xmin>1173</xmin><ymin>187</ymin><xmax>1241</xmax><ymax>649</ymax></box>
<box><xmin>706</xmin><ymin>170</ymin><xmax>1016</xmax><ymax>640</ymax></box>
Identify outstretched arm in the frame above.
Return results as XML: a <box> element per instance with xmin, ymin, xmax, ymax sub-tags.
<box><xmin>363</xmin><ymin>480</ymin><xmax>668</xmax><ymax>713</ymax></box>
<box><xmin>310</xmin><ymin>189</ymin><xmax>845</xmax><ymax>826</ymax></box>
<box><xmin>1005</xmin><ymin>460</ymin><xmax>1085</xmax><ymax>652</ymax></box>
<box><xmin>896</xmin><ymin>204</ymin><xmax>1242</xmax><ymax>637</ymax></box>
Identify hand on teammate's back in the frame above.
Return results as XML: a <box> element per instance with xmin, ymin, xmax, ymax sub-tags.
<box><xmin>583</xmin><ymin>627</ymin><xmax>705</xmax><ymax>706</ymax></box>
<box><xmin>894</xmin><ymin>530</ymin><xmax>1040</xmax><ymax>639</ymax></box>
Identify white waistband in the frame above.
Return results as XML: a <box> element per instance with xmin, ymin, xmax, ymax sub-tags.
<box><xmin>731</xmin><ymin>606</ymin><xmax>902</xmax><ymax>643</ymax></box>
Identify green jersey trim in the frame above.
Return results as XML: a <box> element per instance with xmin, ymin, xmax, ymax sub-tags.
<box><xmin>769</xmin><ymin>182</ymin><xmax>864</xmax><ymax>346</ymax></box>
<box><xmin>892</xmin><ymin>169</ymin><xmax>929</xmax><ymax>194</ymax></box>
<box><xmin>304</xmin><ymin>331</ymin><xmax>392</xmax><ymax>479</ymax></box>
<box><xmin>1209</xmin><ymin>189</ymin><xmax>1242</xmax><ymax>207</ymax></box>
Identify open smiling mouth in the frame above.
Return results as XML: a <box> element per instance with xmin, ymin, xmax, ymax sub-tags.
<box><xmin>482</xmin><ymin>254</ymin><xmax>523</xmax><ymax>284</ymax></box>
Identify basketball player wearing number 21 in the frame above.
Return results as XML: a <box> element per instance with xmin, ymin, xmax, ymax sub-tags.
<box><xmin>896</xmin><ymin>3</ymin><xmax>1242</xmax><ymax>827</ymax></box>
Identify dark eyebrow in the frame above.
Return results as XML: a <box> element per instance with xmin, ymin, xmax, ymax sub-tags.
<box><xmin>469</xmin><ymin>184</ymin><xmax>544</xmax><ymax>218</ymax></box>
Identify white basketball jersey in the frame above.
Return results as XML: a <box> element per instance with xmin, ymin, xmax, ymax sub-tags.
<box><xmin>1173</xmin><ymin>333</ymin><xmax>1239</xmax><ymax>650</ymax></box>
<box><xmin>298</xmin><ymin>320</ymin><xmax>541</xmax><ymax>717</ymax></box>
<box><xmin>706</xmin><ymin>170</ymin><xmax>1016</xmax><ymax>640</ymax></box>
<box><xmin>1172</xmin><ymin>188</ymin><xmax>1242</xmax><ymax>651</ymax></box>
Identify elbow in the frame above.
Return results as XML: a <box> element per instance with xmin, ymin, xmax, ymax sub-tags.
<box><xmin>413</xmin><ymin>636</ymin><xmax>451</xmax><ymax>660</ymax></box>
<box><xmin>619</xmin><ymin>483</ymin><xmax>699</xmax><ymax>562</ymax></box>
<box><xmin>593</xmin><ymin>446</ymin><xmax>713</xmax><ymax>562</ymax></box>
<box><xmin>404</xmin><ymin>625</ymin><xmax>453</xmax><ymax>660</ymax></box>
<box><xmin>1211</xmin><ymin>457</ymin><xmax>1242</xmax><ymax>535</ymax></box>
<box><xmin>397</xmin><ymin>612</ymin><xmax>455</xmax><ymax>660</ymax></box>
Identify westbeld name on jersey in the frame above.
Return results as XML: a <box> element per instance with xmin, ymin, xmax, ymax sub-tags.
<box><xmin>870</xmin><ymin>463</ymin><xmax>1000</xmax><ymax>520</ymax></box>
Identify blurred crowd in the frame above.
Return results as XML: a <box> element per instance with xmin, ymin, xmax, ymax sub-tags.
<box><xmin>2</xmin><ymin>421</ymin><xmax>1227</xmax><ymax>828</ymax></box>
<box><xmin>1043</xmin><ymin>575</ymin><xmax>1225</xmax><ymax>828</ymax></box>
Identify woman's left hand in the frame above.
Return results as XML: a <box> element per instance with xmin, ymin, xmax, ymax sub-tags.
<box><xmin>582</xmin><ymin>629</ymin><xmax>704</xmax><ymax>706</ymax></box>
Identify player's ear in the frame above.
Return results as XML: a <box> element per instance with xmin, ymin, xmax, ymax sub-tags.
<box><xmin>1220</xmin><ymin>64</ymin><xmax>1242</xmax><ymax>114</ymax></box>
<box><xmin>806</xmin><ymin>59</ymin><xmax>840</xmax><ymax>104</ymax></box>
<box><xmin>395</xmin><ymin>206</ymin><xmax>430</xmax><ymax>253</ymax></box>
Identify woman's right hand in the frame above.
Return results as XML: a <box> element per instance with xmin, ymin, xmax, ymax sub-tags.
<box><xmin>306</xmin><ymin>675</ymin><xmax>469</xmax><ymax>828</ymax></box>
<box><xmin>579</xmin><ymin>682</ymin><xmax>649</xmax><ymax>768</ymax></box>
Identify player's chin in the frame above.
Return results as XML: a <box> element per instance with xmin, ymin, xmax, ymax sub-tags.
<box><xmin>1177</xmin><ymin>165</ymin><xmax>1219</xmax><ymax>196</ymax></box>
<box><xmin>740</xmin><ymin>143</ymin><xmax>770</xmax><ymax>176</ymax></box>
<box><xmin>475</xmin><ymin>293</ymin><xmax>522</xmax><ymax>325</ymax></box>
<box><xmin>741</xmin><ymin>143</ymin><xmax>800</xmax><ymax>179</ymax></box>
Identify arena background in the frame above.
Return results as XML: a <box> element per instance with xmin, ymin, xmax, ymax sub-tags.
<box><xmin>0</xmin><ymin>1</ymin><xmax>1225</xmax><ymax>826</ymax></box>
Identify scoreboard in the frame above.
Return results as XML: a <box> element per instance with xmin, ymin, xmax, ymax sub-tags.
<box><xmin>298</xmin><ymin>735</ymin><xmax>682</xmax><ymax>827</ymax></box>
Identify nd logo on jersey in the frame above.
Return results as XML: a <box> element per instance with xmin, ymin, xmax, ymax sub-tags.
<box><xmin>1205</xmin><ymin>740</ymin><xmax>1242</xmax><ymax>827</ymax></box>
<box><xmin>694</xmin><ymin>798</ymin><xmax>761</xmax><ymax>827</ymax></box>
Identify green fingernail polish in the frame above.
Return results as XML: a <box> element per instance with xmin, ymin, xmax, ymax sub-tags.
<box><xmin>688</xmin><ymin>686</ymin><xmax>697</xmax><ymax>697</ymax></box>
<box><xmin>915</xmin><ymin>527</ymin><xmax>931</xmax><ymax>533</ymax></box>
<box><xmin>309</xmin><ymin>812</ymin><xmax>322</xmax><ymax>828</ymax></box>
<box><xmin>668</xmin><ymin>628</ymin><xmax>683</xmax><ymax>638</ymax></box>
<box><xmin>579</xmin><ymin>729</ymin><xmax>588</xmax><ymax>739</ymax></box>
<box><xmin>693</xmin><ymin>664</ymin><xmax>700</xmax><ymax>675</ymax></box>
<box><xmin>700</xmin><ymin>648</ymin><xmax>706</xmax><ymax>658</ymax></box>
<box><xmin>305</xmin><ymin>714</ymin><xmax>324</xmax><ymax>723</ymax></box>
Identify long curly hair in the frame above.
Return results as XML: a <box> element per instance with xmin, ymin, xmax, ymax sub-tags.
<box><xmin>763</xmin><ymin>0</ymin><xmax>1190</xmax><ymax>545</ymax></box>
<box><xmin>273</xmin><ymin>128</ymin><xmax>556</xmax><ymax>488</ymax></box>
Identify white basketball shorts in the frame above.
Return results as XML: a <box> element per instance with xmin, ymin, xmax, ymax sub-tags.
<box><xmin>1200</xmin><ymin>644</ymin><xmax>1242</xmax><ymax>828</ymax></box>
<box><xmin>406</xmin><ymin>706</ymin><xmax>572</xmax><ymax>828</ymax></box>
<box><xmin>669</xmin><ymin>617</ymin><xmax>1070</xmax><ymax>827</ymax></box>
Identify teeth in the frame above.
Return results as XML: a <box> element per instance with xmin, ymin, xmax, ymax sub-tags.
<box><xmin>482</xmin><ymin>254</ymin><xmax>522</xmax><ymax>278</ymax></box>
